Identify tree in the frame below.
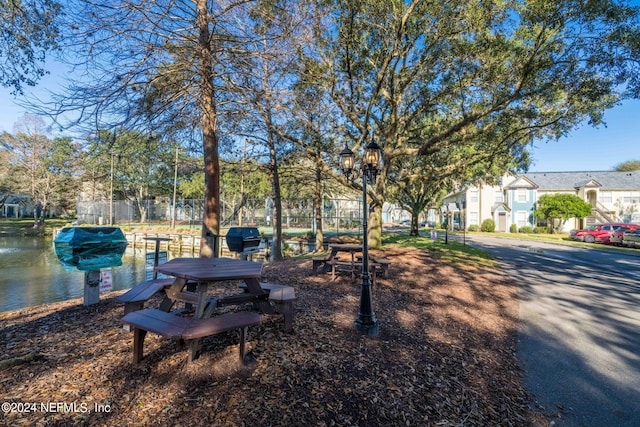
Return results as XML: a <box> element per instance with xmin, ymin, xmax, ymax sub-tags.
<box><xmin>49</xmin><ymin>0</ymin><xmax>264</xmax><ymax>257</ymax></box>
<box><xmin>386</xmin><ymin>157</ymin><xmax>450</xmax><ymax>237</ymax></box>
<box><xmin>227</xmin><ymin>2</ymin><xmax>317</xmax><ymax>261</ymax></box>
<box><xmin>83</xmin><ymin>129</ymin><xmax>177</xmax><ymax>223</ymax></box>
<box><xmin>613</xmin><ymin>160</ymin><xmax>640</xmax><ymax>171</ymax></box>
<box><xmin>0</xmin><ymin>0</ymin><xmax>62</xmax><ymax>94</ymax></box>
<box><xmin>0</xmin><ymin>114</ymin><xmax>80</xmax><ymax>224</ymax></box>
<box><xmin>297</xmin><ymin>0</ymin><xmax>640</xmax><ymax>247</ymax></box>
<box><xmin>534</xmin><ymin>194</ymin><xmax>592</xmax><ymax>233</ymax></box>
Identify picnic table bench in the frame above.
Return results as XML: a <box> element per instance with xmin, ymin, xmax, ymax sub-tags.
<box><xmin>370</xmin><ymin>256</ymin><xmax>390</xmax><ymax>278</ymax></box>
<box><xmin>121</xmin><ymin>308</ymin><xmax>261</xmax><ymax>364</ymax></box>
<box><xmin>117</xmin><ymin>278</ymin><xmax>175</xmax><ymax>314</ymax></box>
<box><xmin>238</xmin><ymin>283</ymin><xmax>296</xmax><ymax>331</ymax></box>
<box><xmin>312</xmin><ymin>253</ymin><xmax>336</xmax><ymax>274</ymax></box>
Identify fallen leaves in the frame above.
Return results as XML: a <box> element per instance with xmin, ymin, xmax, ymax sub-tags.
<box><xmin>0</xmin><ymin>247</ymin><xmax>535</xmax><ymax>426</ymax></box>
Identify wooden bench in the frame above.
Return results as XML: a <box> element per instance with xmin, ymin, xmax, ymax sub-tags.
<box><xmin>117</xmin><ymin>278</ymin><xmax>175</xmax><ymax>314</ymax></box>
<box><xmin>370</xmin><ymin>257</ymin><xmax>390</xmax><ymax>278</ymax></box>
<box><xmin>312</xmin><ymin>254</ymin><xmax>336</xmax><ymax>274</ymax></box>
<box><xmin>239</xmin><ymin>283</ymin><xmax>296</xmax><ymax>331</ymax></box>
<box><xmin>121</xmin><ymin>308</ymin><xmax>261</xmax><ymax>364</ymax></box>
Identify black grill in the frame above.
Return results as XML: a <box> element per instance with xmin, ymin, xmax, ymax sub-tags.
<box><xmin>225</xmin><ymin>227</ymin><xmax>262</xmax><ymax>253</ymax></box>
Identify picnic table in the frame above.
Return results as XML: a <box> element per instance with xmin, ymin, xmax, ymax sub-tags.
<box><xmin>312</xmin><ymin>243</ymin><xmax>391</xmax><ymax>281</ymax></box>
<box><xmin>121</xmin><ymin>257</ymin><xmax>295</xmax><ymax>364</ymax></box>
<box><xmin>154</xmin><ymin>257</ymin><xmax>274</xmax><ymax>318</ymax></box>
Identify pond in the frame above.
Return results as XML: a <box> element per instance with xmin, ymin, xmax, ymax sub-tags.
<box><xmin>0</xmin><ymin>235</ymin><xmax>174</xmax><ymax>313</ymax></box>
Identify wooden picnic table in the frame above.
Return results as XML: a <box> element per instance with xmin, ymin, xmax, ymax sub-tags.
<box><xmin>325</xmin><ymin>244</ymin><xmax>364</xmax><ymax>277</ymax></box>
<box><xmin>154</xmin><ymin>257</ymin><xmax>275</xmax><ymax>318</ymax></box>
<box><xmin>312</xmin><ymin>244</ymin><xmax>390</xmax><ymax>281</ymax></box>
<box><xmin>121</xmin><ymin>257</ymin><xmax>276</xmax><ymax>363</ymax></box>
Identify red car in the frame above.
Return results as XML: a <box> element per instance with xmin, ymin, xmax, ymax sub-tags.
<box><xmin>569</xmin><ymin>223</ymin><xmax>638</xmax><ymax>244</ymax></box>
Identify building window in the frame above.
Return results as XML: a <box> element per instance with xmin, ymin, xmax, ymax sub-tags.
<box><xmin>516</xmin><ymin>189</ymin><xmax>527</xmax><ymax>203</ymax></box>
<box><xmin>599</xmin><ymin>191</ymin><xmax>612</xmax><ymax>204</ymax></box>
<box><xmin>495</xmin><ymin>191</ymin><xmax>504</xmax><ymax>203</ymax></box>
<box><xmin>469</xmin><ymin>212</ymin><xmax>478</xmax><ymax>226</ymax></box>
<box><xmin>516</xmin><ymin>211</ymin><xmax>528</xmax><ymax>227</ymax></box>
<box><xmin>621</xmin><ymin>191</ymin><xmax>639</xmax><ymax>204</ymax></box>
<box><xmin>469</xmin><ymin>190</ymin><xmax>478</xmax><ymax>203</ymax></box>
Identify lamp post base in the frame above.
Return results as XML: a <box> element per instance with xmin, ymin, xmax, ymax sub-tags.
<box><xmin>355</xmin><ymin>318</ymin><xmax>379</xmax><ymax>336</ymax></box>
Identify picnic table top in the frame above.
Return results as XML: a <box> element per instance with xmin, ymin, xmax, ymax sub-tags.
<box><xmin>155</xmin><ymin>257</ymin><xmax>263</xmax><ymax>282</ymax></box>
<box><xmin>329</xmin><ymin>243</ymin><xmax>364</xmax><ymax>252</ymax></box>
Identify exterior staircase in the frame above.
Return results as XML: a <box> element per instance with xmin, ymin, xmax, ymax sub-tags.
<box><xmin>586</xmin><ymin>202</ymin><xmax>618</xmax><ymax>225</ymax></box>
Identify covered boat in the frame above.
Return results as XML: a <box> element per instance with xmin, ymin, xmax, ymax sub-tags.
<box><xmin>54</xmin><ymin>226</ymin><xmax>127</xmax><ymax>246</ymax></box>
<box><xmin>54</xmin><ymin>227</ymin><xmax>128</xmax><ymax>271</ymax></box>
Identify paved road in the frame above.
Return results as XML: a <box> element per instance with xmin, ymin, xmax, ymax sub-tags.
<box><xmin>461</xmin><ymin>235</ymin><xmax>640</xmax><ymax>427</ymax></box>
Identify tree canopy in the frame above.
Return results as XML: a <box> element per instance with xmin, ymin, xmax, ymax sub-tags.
<box><xmin>613</xmin><ymin>159</ymin><xmax>640</xmax><ymax>171</ymax></box>
<box><xmin>9</xmin><ymin>0</ymin><xmax>640</xmax><ymax>247</ymax></box>
<box><xmin>534</xmin><ymin>193</ymin><xmax>592</xmax><ymax>232</ymax></box>
<box><xmin>294</xmin><ymin>0</ymin><xmax>640</xmax><ymax>244</ymax></box>
<box><xmin>0</xmin><ymin>0</ymin><xmax>62</xmax><ymax>94</ymax></box>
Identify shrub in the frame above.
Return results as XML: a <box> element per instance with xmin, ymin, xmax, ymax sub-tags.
<box><xmin>509</xmin><ymin>224</ymin><xmax>517</xmax><ymax>233</ymax></box>
<box><xmin>535</xmin><ymin>226</ymin><xmax>553</xmax><ymax>234</ymax></box>
<box><xmin>481</xmin><ymin>218</ymin><xmax>496</xmax><ymax>232</ymax></box>
<box><xmin>468</xmin><ymin>224</ymin><xmax>479</xmax><ymax>232</ymax></box>
<box><xmin>519</xmin><ymin>226</ymin><xmax>533</xmax><ymax>234</ymax></box>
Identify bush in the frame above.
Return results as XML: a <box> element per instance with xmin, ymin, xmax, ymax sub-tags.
<box><xmin>519</xmin><ymin>226</ymin><xmax>533</xmax><ymax>234</ymax></box>
<box><xmin>468</xmin><ymin>224</ymin><xmax>479</xmax><ymax>232</ymax></box>
<box><xmin>509</xmin><ymin>224</ymin><xmax>517</xmax><ymax>233</ymax></box>
<box><xmin>481</xmin><ymin>219</ymin><xmax>496</xmax><ymax>232</ymax></box>
<box><xmin>534</xmin><ymin>226</ymin><xmax>553</xmax><ymax>234</ymax></box>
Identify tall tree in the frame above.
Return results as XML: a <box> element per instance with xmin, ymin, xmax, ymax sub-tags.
<box><xmin>0</xmin><ymin>0</ymin><xmax>62</xmax><ymax>94</ymax></box>
<box><xmin>228</xmin><ymin>2</ymin><xmax>316</xmax><ymax>260</ymax></box>
<box><xmin>298</xmin><ymin>0</ymin><xmax>640</xmax><ymax>247</ymax></box>
<box><xmin>49</xmin><ymin>0</ymin><xmax>259</xmax><ymax>257</ymax></box>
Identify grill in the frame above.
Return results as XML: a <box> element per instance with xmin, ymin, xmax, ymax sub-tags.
<box><xmin>225</xmin><ymin>227</ymin><xmax>262</xmax><ymax>256</ymax></box>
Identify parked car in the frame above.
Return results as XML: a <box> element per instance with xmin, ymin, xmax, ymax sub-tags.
<box><xmin>569</xmin><ymin>223</ymin><xmax>637</xmax><ymax>244</ymax></box>
<box><xmin>619</xmin><ymin>229</ymin><xmax>640</xmax><ymax>248</ymax></box>
<box><xmin>569</xmin><ymin>224</ymin><xmax>600</xmax><ymax>242</ymax></box>
<box><xmin>611</xmin><ymin>225</ymin><xmax>640</xmax><ymax>246</ymax></box>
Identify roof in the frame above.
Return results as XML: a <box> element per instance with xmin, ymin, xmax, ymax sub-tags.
<box><xmin>504</xmin><ymin>176</ymin><xmax>538</xmax><ymax>189</ymax></box>
<box><xmin>519</xmin><ymin>171</ymin><xmax>640</xmax><ymax>191</ymax></box>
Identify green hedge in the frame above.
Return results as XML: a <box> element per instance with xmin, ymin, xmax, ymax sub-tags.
<box><xmin>481</xmin><ymin>218</ymin><xmax>496</xmax><ymax>232</ymax></box>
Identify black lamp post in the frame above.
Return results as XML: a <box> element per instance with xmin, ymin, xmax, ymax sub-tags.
<box><xmin>339</xmin><ymin>138</ymin><xmax>381</xmax><ymax>336</ymax></box>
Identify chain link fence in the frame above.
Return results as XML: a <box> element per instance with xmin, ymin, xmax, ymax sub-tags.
<box><xmin>76</xmin><ymin>197</ymin><xmax>381</xmax><ymax>233</ymax></box>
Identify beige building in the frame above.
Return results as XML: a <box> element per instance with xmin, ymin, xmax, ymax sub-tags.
<box><xmin>443</xmin><ymin>171</ymin><xmax>640</xmax><ymax>232</ymax></box>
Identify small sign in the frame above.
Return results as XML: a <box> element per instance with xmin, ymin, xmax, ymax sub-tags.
<box><xmin>100</xmin><ymin>269</ymin><xmax>114</xmax><ymax>293</ymax></box>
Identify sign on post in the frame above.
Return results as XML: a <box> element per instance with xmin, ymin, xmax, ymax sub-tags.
<box><xmin>100</xmin><ymin>269</ymin><xmax>114</xmax><ymax>293</ymax></box>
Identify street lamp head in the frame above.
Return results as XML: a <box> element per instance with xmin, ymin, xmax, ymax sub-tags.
<box><xmin>363</xmin><ymin>139</ymin><xmax>382</xmax><ymax>182</ymax></box>
<box><xmin>339</xmin><ymin>143</ymin><xmax>355</xmax><ymax>179</ymax></box>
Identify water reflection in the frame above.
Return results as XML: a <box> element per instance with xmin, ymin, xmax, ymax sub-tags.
<box><xmin>0</xmin><ymin>236</ymin><xmax>187</xmax><ymax>313</ymax></box>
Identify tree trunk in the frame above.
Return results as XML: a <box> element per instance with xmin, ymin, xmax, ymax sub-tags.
<box><xmin>314</xmin><ymin>164</ymin><xmax>324</xmax><ymax>252</ymax></box>
<box><xmin>268</xmin><ymin>128</ymin><xmax>283</xmax><ymax>261</ymax></box>
<box><xmin>368</xmin><ymin>200</ymin><xmax>383</xmax><ymax>249</ymax></box>
<box><xmin>197</xmin><ymin>0</ymin><xmax>220</xmax><ymax>258</ymax></box>
<box><xmin>410</xmin><ymin>213</ymin><xmax>419</xmax><ymax>236</ymax></box>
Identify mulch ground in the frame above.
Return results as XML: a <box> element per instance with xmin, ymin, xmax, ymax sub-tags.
<box><xmin>0</xmin><ymin>247</ymin><xmax>539</xmax><ymax>426</ymax></box>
